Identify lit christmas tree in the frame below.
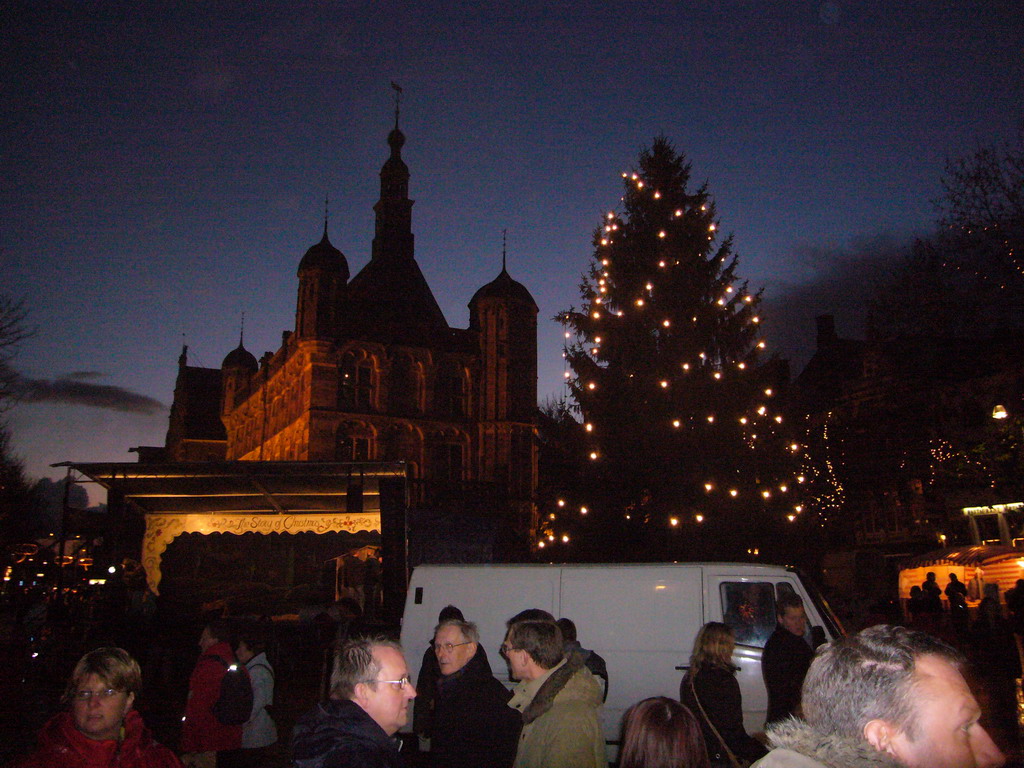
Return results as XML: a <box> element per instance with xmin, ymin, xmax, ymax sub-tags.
<box><xmin>551</xmin><ymin>138</ymin><xmax>805</xmax><ymax>560</ymax></box>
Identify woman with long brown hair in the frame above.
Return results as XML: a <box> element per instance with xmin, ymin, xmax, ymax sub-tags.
<box><xmin>619</xmin><ymin>696</ymin><xmax>710</xmax><ymax>768</ymax></box>
<box><xmin>680</xmin><ymin>622</ymin><xmax>767</xmax><ymax>768</ymax></box>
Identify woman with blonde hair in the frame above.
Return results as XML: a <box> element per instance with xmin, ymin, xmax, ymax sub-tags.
<box><xmin>680</xmin><ymin>622</ymin><xmax>767</xmax><ymax>768</ymax></box>
<box><xmin>618</xmin><ymin>696</ymin><xmax>709</xmax><ymax>768</ymax></box>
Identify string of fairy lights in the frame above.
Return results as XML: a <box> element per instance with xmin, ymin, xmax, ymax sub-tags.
<box><xmin>539</xmin><ymin>158</ymin><xmax>810</xmax><ymax>550</ymax></box>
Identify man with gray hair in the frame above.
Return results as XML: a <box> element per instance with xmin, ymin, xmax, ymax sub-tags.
<box><xmin>752</xmin><ymin>624</ymin><xmax>1004</xmax><ymax>768</ymax></box>
<box><xmin>429</xmin><ymin>618</ymin><xmax>521</xmax><ymax>767</ymax></box>
<box><xmin>292</xmin><ymin>636</ymin><xmax>416</xmax><ymax>768</ymax></box>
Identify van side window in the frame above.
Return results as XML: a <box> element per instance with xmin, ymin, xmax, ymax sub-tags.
<box><xmin>721</xmin><ymin>582</ymin><xmax>776</xmax><ymax>648</ymax></box>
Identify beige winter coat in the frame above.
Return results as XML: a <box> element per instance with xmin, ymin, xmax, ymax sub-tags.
<box><xmin>508</xmin><ymin>654</ymin><xmax>604</xmax><ymax>768</ymax></box>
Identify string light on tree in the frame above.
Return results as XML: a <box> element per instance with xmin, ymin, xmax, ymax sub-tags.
<box><xmin>551</xmin><ymin>136</ymin><xmax>805</xmax><ymax>557</ymax></box>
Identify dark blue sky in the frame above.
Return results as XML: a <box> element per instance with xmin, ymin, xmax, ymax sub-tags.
<box><xmin>3</xmin><ymin>1</ymin><xmax>1022</xmax><ymax>499</ymax></box>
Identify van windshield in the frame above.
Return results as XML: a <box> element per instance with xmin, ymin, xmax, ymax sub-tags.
<box><xmin>793</xmin><ymin>568</ymin><xmax>846</xmax><ymax>639</ymax></box>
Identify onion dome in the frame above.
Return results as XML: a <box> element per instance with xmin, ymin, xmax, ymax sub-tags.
<box><xmin>299</xmin><ymin>225</ymin><xmax>349</xmax><ymax>282</ymax></box>
<box><xmin>470</xmin><ymin>267</ymin><xmax>538</xmax><ymax>309</ymax></box>
<box><xmin>221</xmin><ymin>342</ymin><xmax>258</xmax><ymax>373</ymax></box>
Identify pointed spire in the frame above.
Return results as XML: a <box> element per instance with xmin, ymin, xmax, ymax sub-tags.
<box><xmin>502</xmin><ymin>229</ymin><xmax>508</xmax><ymax>273</ymax></box>
<box><xmin>324</xmin><ymin>193</ymin><xmax>330</xmax><ymax>238</ymax></box>
<box><xmin>239</xmin><ymin>311</ymin><xmax>246</xmax><ymax>348</ymax></box>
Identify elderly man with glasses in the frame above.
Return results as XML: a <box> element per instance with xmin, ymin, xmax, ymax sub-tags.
<box><xmin>292</xmin><ymin>636</ymin><xmax>416</xmax><ymax>768</ymax></box>
<box><xmin>15</xmin><ymin>647</ymin><xmax>181</xmax><ymax>767</ymax></box>
<box><xmin>428</xmin><ymin>618</ymin><xmax>522</xmax><ymax>768</ymax></box>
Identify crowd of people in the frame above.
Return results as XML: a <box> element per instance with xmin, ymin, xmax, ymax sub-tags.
<box><xmin>5</xmin><ymin>591</ymin><xmax>1016</xmax><ymax>768</ymax></box>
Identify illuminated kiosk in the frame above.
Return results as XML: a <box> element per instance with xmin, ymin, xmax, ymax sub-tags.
<box><xmin>70</xmin><ymin>460</ymin><xmax>408</xmax><ymax>620</ymax></box>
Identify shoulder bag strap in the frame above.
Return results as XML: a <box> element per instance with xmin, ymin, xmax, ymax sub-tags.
<box><xmin>689</xmin><ymin>673</ymin><xmax>745</xmax><ymax>768</ymax></box>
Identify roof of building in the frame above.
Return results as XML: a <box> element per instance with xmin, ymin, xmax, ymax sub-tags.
<box><xmin>298</xmin><ymin>226</ymin><xmax>349</xmax><ymax>280</ymax></box>
<box><xmin>470</xmin><ymin>266</ymin><xmax>538</xmax><ymax>310</ymax></box>
<box><xmin>221</xmin><ymin>343</ymin><xmax>258</xmax><ymax>372</ymax></box>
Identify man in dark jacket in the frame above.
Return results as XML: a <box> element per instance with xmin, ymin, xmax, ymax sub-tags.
<box><xmin>761</xmin><ymin>593</ymin><xmax>813</xmax><ymax>727</ymax></box>
<box><xmin>292</xmin><ymin>636</ymin><xmax>416</xmax><ymax>768</ymax></box>
<box><xmin>430</xmin><ymin>619</ymin><xmax>521</xmax><ymax>768</ymax></box>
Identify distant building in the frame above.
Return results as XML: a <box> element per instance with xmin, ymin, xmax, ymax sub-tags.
<box><xmin>147</xmin><ymin>121</ymin><xmax>539</xmax><ymax>554</ymax></box>
<box><xmin>794</xmin><ymin>314</ymin><xmax>1024</xmax><ymax>547</ymax></box>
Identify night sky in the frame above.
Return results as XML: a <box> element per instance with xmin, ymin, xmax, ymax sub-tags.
<box><xmin>3</xmin><ymin>1</ymin><xmax>1022</xmax><ymax>502</ymax></box>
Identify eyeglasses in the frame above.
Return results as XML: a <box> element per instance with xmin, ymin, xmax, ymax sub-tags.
<box><xmin>365</xmin><ymin>675</ymin><xmax>412</xmax><ymax>690</ymax></box>
<box><xmin>433</xmin><ymin>641</ymin><xmax>473</xmax><ymax>653</ymax></box>
<box><xmin>73</xmin><ymin>688</ymin><xmax>121</xmax><ymax>701</ymax></box>
<box><xmin>500</xmin><ymin>643</ymin><xmax>517</xmax><ymax>657</ymax></box>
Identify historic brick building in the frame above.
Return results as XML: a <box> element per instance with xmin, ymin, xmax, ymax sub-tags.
<box><xmin>156</xmin><ymin>122</ymin><xmax>539</xmax><ymax>546</ymax></box>
<box><xmin>794</xmin><ymin>314</ymin><xmax>1024</xmax><ymax>548</ymax></box>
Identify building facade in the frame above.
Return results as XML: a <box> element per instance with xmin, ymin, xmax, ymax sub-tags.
<box><xmin>157</xmin><ymin>123</ymin><xmax>539</xmax><ymax>544</ymax></box>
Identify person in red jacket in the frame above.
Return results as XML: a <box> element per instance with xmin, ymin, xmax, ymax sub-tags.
<box><xmin>15</xmin><ymin>646</ymin><xmax>182</xmax><ymax>768</ymax></box>
<box><xmin>180</xmin><ymin>619</ymin><xmax>243</xmax><ymax>768</ymax></box>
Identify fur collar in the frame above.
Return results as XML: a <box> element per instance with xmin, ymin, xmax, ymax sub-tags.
<box><xmin>766</xmin><ymin>719</ymin><xmax>903</xmax><ymax>768</ymax></box>
<box><xmin>520</xmin><ymin>649</ymin><xmax>587</xmax><ymax>725</ymax></box>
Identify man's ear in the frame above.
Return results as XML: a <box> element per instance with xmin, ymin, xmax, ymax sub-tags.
<box><xmin>863</xmin><ymin>719</ymin><xmax>899</xmax><ymax>755</ymax></box>
<box><xmin>351</xmin><ymin>681</ymin><xmax>368</xmax><ymax>706</ymax></box>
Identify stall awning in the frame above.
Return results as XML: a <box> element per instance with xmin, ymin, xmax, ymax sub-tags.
<box><xmin>69</xmin><ymin>461</ymin><xmax>407</xmax><ymax>595</ymax></box>
<box><xmin>900</xmin><ymin>544</ymin><xmax>1024</xmax><ymax>570</ymax></box>
<box><xmin>69</xmin><ymin>460</ymin><xmax>407</xmax><ymax>515</ymax></box>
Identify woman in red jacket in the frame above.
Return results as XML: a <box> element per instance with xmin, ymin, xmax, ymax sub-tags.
<box><xmin>16</xmin><ymin>647</ymin><xmax>182</xmax><ymax>768</ymax></box>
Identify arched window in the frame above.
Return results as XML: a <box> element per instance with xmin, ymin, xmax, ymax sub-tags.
<box><xmin>339</xmin><ymin>354</ymin><xmax>375</xmax><ymax>411</ymax></box>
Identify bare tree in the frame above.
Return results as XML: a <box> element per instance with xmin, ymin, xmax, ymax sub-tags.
<box><xmin>0</xmin><ymin>293</ymin><xmax>31</xmax><ymax>412</ymax></box>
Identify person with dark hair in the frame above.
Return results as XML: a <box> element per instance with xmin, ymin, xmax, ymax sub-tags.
<box><xmin>292</xmin><ymin>636</ymin><xmax>416</xmax><ymax>768</ymax></box>
<box><xmin>752</xmin><ymin>625</ymin><xmax>1004</xmax><ymax>768</ymax></box>
<box><xmin>181</xmin><ymin>619</ymin><xmax>245</xmax><ymax>767</ymax></box>
<box><xmin>556</xmin><ymin>617</ymin><xmax>609</xmax><ymax>701</ymax></box>
<box><xmin>946</xmin><ymin>574</ymin><xmax>969</xmax><ymax>636</ymax></box>
<box><xmin>921</xmin><ymin>572</ymin><xmax>942</xmax><ymax>614</ymax></box>
<box><xmin>681</xmin><ymin>623</ymin><xmax>767</xmax><ymax>767</ymax></box>
<box><xmin>15</xmin><ymin>647</ymin><xmax>181</xmax><ymax>767</ymax></box>
<box><xmin>503</xmin><ymin>618</ymin><xmax>604</xmax><ymax>768</ymax></box>
<box><xmin>222</xmin><ymin>623</ymin><xmax>277</xmax><ymax>768</ymax></box>
<box><xmin>414</xmin><ymin>605</ymin><xmax>465</xmax><ymax>743</ymax></box>
<box><xmin>429</xmin><ymin>618</ymin><xmax>521</xmax><ymax>767</ymax></box>
<box><xmin>619</xmin><ymin>696</ymin><xmax>710</xmax><ymax>768</ymax></box>
<box><xmin>506</xmin><ymin>608</ymin><xmax>556</xmax><ymax>627</ymax></box>
<box><xmin>761</xmin><ymin>593</ymin><xmax>813</xmax><ymax>727</ymax></box>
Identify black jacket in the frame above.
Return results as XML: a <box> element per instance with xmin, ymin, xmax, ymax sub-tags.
<box><xmin>292</xmin><ymin>698</ymin><xmax>404</xmax><ymax>768</ymax></box>
<box><xmin>761</xmin><ymin>628</ymin><xmax>813</xmax><ymax>726</ymax></box>
<box><xmin>431</xmin><ymin>646</ymin><xmax>522</xmax><ymax>768</ymax></box>
<box><xmin>681</xmin><ymin>665</ymin><xmax>767</xmax><ymax>765</ymax></box>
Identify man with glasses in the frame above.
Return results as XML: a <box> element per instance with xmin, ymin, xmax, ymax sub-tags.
<box><xmin>15</xmin><ymin>647</ymin><xmax>181</xmax><ymax>767</ymax></box>
<box><xmin>292</xmin><ymin>636</ymin><xmax>416</xmax><ymax>768</ymax></box>
<box><xmin>429</xmin><ymin>619</ymin><xmax>521</xmax><ymax>767</ymax></box>
<box><xmin>503</xmin><ymin>618</ymin><xmax>604</xmax><ymax>768</ymax></box>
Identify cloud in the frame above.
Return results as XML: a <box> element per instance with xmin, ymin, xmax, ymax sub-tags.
<box><xmin>760</xmin><ymin>232</ymin><xmax>914</xmax><ymax>372</ymax></box>
<box><xmin>14</xmin><ymin>372</ymin><xmax>165</xmax><ymax>414</ymax></box>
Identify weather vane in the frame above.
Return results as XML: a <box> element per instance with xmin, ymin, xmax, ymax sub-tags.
<box><xmin>390</xmin><ymin>81</ymin><xmax>403</xmax><ymax>128</ymax></box>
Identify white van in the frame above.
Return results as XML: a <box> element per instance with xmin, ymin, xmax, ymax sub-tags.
<box><xmin>399</xmin><ymin>562</ymin><xmax>841</xmax><ymax>754</ymax></box>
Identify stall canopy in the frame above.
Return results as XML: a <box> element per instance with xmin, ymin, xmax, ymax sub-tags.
<box><xmin>70</xmin><ymin>460</ymin><xmax>406</xmax><ymax>515</ymax></box>
<box><xmin>70</xmin><ymin>461</ymin><xmax>406</xmax><ymax>595</ymax></box>
<box><xmin>898</xmin><ymin>544</ymin><xmax>1024</xmax><ymax>603</ymax></box>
